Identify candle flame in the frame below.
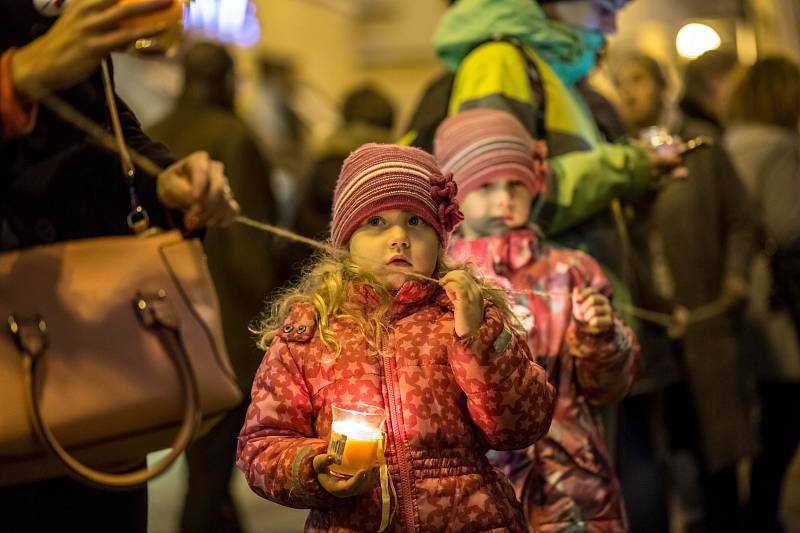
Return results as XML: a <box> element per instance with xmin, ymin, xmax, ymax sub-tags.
<box><xmin>332</xmin><ymin>420</ymin><xmax>381</xmax><ymax>440</ymax></box>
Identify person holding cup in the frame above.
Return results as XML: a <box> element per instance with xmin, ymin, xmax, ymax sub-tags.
<box><xmin>237</xmin><ymin>143</ymin><xmax>556</xmax><ymax>532</ymax></box>
<box><xmin>1</xmin><ymin>1</ymin><xmax>238</xmax><ymax>531</ymax></box>
<box><xmin>613</xmin><ymin>53</ymin><xmax>756</xmax><ymax>533</ymax></box>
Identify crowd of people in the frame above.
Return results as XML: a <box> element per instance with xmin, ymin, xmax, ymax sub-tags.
<box><xmin>1</xmin><ymin>0</ymin><xmax>799</xmax><ymax>532</ymax></box>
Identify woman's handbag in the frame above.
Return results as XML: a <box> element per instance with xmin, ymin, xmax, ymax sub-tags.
<box><xmin>0</xmin><ymin>229</ymin><xmax>243</xmax><ymax>488</ymax></box>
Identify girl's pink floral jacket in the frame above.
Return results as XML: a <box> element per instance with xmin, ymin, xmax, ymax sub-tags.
<box><xmin>450</xmin><ymin>229</ymin><xmax>641</xmax><ymax>533</ymax></box>
<box><xmin>236</xmin><ymin>280</ymin><xmax>556</xmax><ymax>532</ymax></box>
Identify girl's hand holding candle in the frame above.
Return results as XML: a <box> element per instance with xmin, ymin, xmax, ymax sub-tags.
<box><xmin>313</xmin><ymin>454</ymin><xmax>379</xmax><ymax>498</ymax></box>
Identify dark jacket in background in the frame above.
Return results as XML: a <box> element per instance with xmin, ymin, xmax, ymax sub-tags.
<box><xmin>150</xmin><ymin>100</ymin><xmax>278</xmax><ymax>394</ymax></box>
<box><xmin>631</xmin><ymin>116</ymin><xmax>757</xmax><ymax>471</ymax></box>
<box><xmin>149</xmin><ymin>85</ymin><xmax>280</xmax><ymax>533</ymax></box>
<box><xmin>726</xmin><ymin>124</ymin><xmax>800</xmax><ymax>382</ymax></box>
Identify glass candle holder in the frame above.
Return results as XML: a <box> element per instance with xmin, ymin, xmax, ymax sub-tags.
<box><xmin>119</xmin><ymin>0</ymin><xmax>184</xmax><ymax>55</ymax></box>
<box><xmin>327</xmin><ymin>403</ymin><xmax>385</xmax><ymax>478</ymax></box>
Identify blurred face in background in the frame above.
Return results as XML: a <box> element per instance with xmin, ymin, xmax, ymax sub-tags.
<box><xmin>541</xmin><ymin>0</ymin><xmax>626</xmax><ymax>36</ymax></box>
<box><xmin>458</xmin><ymin>180</ymin><xmax>533</xmax><ymax>238</ymax></box>
<box><xmin>615</xmin><ymin>59</ymin><xmax>665</xmax><ymax>130</ymax></box>
<box><xmin>705</xmin><ymin>70</ymin><xmax>739</xmax><ymax>124</ymax></box>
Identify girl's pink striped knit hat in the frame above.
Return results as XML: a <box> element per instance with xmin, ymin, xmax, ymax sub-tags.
<box><xmin>433</xmin><ymin>109</ymin><xmax>549</xmax><ymax>201</ymax></box>
<box><xmin>330</xmin><ymin>143</ymin><xmax>464</xmax><ymax>247</ymax></box>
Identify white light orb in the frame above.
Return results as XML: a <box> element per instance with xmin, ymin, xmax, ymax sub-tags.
<box><xmin>676</xmin><ymin>23</ymin><xmax>722</xmax><ymax>60</ymax></box>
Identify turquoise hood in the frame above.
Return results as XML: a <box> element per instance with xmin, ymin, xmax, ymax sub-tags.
<box><xmin>433</xmin><ymin>0</ymin><xmax>603</xmax><ymax>86</ymax></box>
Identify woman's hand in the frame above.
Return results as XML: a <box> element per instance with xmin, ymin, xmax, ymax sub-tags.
<box><xmin>572</xmin><ymin>287</ymin><xmax>613</xmax><ymax>335</ymax></box>
<box><xmin>639</xmin><ymin>142</ymin><xmax>689</xmax><ymax>186</ymax></box>
<box><xmin>312</xmin><ymin>454</ymin><xmax>378</xmax><ymax>498</ymax></box>
<box><xmin>157</xmin><ymin>151</ymin><xmax>240</xmax><ymax>230</ymax></box>
<box><xmin>440</xmin><ymin>270</ymin><xmax>485</xmax><ymax>338</ymax></box>
<box><xmin>11</xmin><ymin>0</ymin><xmax>174</xmax><ymax>101</ymax></box>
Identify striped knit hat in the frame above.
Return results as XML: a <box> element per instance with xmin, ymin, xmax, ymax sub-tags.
<box><xmin>330</xmin><ymin>143</ymin><xmax>464</xmax><ymax>247</ymax></box>
<box><xmin>433</xmin><ymin>109</ymin><xmax>548</xmax><ymax>201</ymax></box>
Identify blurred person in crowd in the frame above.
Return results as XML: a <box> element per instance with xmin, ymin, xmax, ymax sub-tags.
<box><xmin>0</xmin><ymin>1</ymin><xmax>239</xmax><ymax>531</ymax></box>
<box><xmin>243</xmin><ymin>56</ymin><xmax>308</xmax><ymax>228</ymax></box>
<box><xmin>726</xmin><ymin>56</ymin><xmax>800</xmax><ymax>533</ymax></box>
<box><xmin>294</xmin><ymin>85</ymin><xmax>395</xmax><ymax>243</ymax></box>
<box><xmin>577</xmin><ymin>76</ymin><xmax>629</xmax><ymax>142</ymax></box>
<box><xmin>282</xmin><ymin>85</ymin><xmax>395</xmax><ymax>280</ymax></box>
<box><xmin>680</xmin><ymin>49</ymin><xmax>739</xmax><ymax>131</ymax></box>
<box><xmin>614</xmin><ymin>53</ymin><xmax>756</xmax><ymax>533</ymax></box>
<box><xmin>149</xmin><ymin>41</ymin><xmax>280</xmax><ymax>533</ymax></box>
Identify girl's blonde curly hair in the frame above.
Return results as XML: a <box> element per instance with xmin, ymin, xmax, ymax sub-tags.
<box><xmin>253</xmin><ymin>248</ymin><xmax>519</xmax><ymax>356</ymax></box>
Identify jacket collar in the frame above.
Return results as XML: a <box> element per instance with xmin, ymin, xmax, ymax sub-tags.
<box><xmin>450</xmin><ymin>227</ymin><xmax>541</xmax><ymax>277</ymax></box>
<box><xmin>350</xmin><ymin>280</ymin><xmax>448</xmax><ymax>320</ymax></box>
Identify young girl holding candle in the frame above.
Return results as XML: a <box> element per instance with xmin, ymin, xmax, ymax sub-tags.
<box><xmin>236</xmin><ymin>143</ymin><xmax>556</xmax><ymax>532</ymax></box>
<box><xmin>434</xmin><ymin>109</ymin><xmax>641</xmax><ymax>533</ymax></box>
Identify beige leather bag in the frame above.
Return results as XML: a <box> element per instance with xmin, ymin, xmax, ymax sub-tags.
<box><xmin>0</xmin><ymin>229</ymin><xmax>242</xmax><ymax>488</ymax></box>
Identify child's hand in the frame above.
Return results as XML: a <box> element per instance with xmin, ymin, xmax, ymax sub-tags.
<box><xmin>440</xmin><ymin>270</ymin><xmax>485</xmax><ymax>338</ymax></box>
<box><xmin>312</xmin><ymin>454</ymin><xmax>378</xmax><ymax>498</ymax></box>
<box><xmin>572</xmin><ymin>288</ymin><xmax>613</xmax><ymax>334</ymax></box>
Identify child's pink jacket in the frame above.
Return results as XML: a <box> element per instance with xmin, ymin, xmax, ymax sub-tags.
<box><xmin>450</xmin><ymin>229</ymin><xmax>641</xmax><ymax>533</ymax></box>
<box><xmin>236</xmin><ymin>280</ymin><xmax>555</xmax><ymax>532</ymax></box>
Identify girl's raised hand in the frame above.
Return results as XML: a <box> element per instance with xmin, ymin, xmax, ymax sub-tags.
<box><xmin>572</xmin><ymin>287</ymin><xmax>613</xmax><ymax>335</ymax></box>
<box><xmin>312</xmin><ymin>454</ymin><xmax>378</xmax><ymax>498</ymax></box>
<box><xmin>440</xmin><ymin>270</ymin><xmax>485</xmax><ymax>338</ymax></box>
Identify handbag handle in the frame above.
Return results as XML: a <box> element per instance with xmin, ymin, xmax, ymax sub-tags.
<box><xmin>9</xmin><ymin>291</ymin><xmax>202</xmax><ymax>489</ymax></box>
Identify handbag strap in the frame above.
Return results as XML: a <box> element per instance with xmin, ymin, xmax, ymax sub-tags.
<box><xmin>8</xmin><ymin>291</ymin><xmax>202</xmax><ymax>490</ymax></box>
<box><xmin>100</xmin><ymin>58</ymin><xmax>150</xmax><ymax>234</ymax></box>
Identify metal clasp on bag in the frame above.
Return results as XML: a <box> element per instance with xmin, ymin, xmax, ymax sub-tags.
<box><xmin>127</xmin><ymin>204</ymin><xmax>151</xmax><ymax>235</ymax></box>
<box><xmin>134</xmin><ymin>290</ymin><xmax>179</xmax><ymax>331</ymax></box>
<box><xmin>7</xmin><ymin>314</ymin><xmax>48</xmax><ymax>360</ymax></box>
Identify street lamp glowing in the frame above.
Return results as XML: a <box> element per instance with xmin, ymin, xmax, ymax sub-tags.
<box><xmin>676</xmin><ymin>23</ymin><xmax>721</xmax><ymax>59</ymax></box>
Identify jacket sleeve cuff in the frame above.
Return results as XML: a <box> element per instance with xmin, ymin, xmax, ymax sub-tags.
<box><xmin>1</xmin><ymin>49</ymin><xmax>38</xmax><ymax>141</ymax></box>
<box><xmin>457</xmin><ymin>304</ymin><xmax>508</xmax><ymax>362</ymax></box>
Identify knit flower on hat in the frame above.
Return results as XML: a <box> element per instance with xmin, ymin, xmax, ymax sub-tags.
<box><xmin>430</xmin><ymin>172</ymin><xmax>464</xmax><ymax>233</ymax></box>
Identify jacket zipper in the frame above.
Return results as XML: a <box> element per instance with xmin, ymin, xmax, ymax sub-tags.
<box><xmin>381</xmin><ymin>332</ymin><xmax>417</xmax><ymax>533</ymax></box>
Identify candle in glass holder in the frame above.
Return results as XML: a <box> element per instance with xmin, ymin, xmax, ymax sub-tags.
<box><xmin>118</xmin><ymin>0</ymin><xmax>184</xmax><ymax>55</ymax></box>
<box><xmin>327</xmin><ymin>403</ymin><xmax>385</xmax><ymax>478</ymax></box>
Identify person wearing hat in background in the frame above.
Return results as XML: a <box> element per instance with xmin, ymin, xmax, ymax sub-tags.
<box><xmin>237</xmin><ymin>143</ymin><xmax>556</xmax><ymax>532</ymax></box>
<box><xmin>149</xmin><ymin>41</ymin><xmax>281</xmax><ymax>533</ymax></box>
<box><xmin>437</xmin><ymin>108</ymin><xmax>640</xmax><ymax>533</ymax></box>
<box><xmin>0</xmin><ymin>1</ymin><xmax>239</xmax><ymax>531</ymax></box>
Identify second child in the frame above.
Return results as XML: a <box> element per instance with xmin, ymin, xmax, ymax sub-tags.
<box><xmin>435</xmin><ymin>109</ymin><xmax>641</xmax><ymax>533</ymax></box>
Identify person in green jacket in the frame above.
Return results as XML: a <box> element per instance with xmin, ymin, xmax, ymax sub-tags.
<box><xmin>405</xmin><ymin>0</ymin><xmax>682</xmax><ymax>278</ymax></box>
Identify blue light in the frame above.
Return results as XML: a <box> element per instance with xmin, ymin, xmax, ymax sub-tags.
<box><xmin>185</xmin><ymin>0</ymin><xmax>261</xmax><ymax>47</ymax></box>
